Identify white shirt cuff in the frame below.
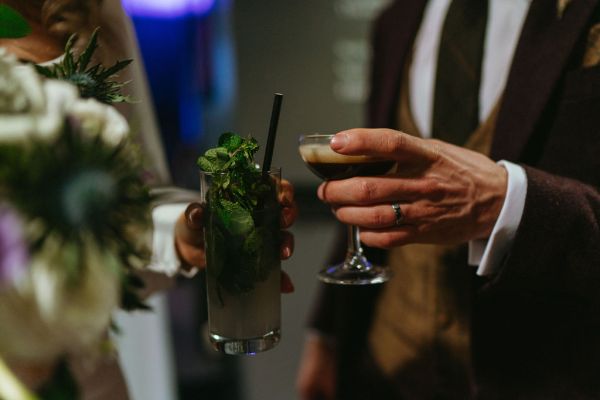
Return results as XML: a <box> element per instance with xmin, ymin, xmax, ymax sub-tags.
<box><xmin>148</xmin><ymin>203</ymin><xmax>188</xmax><ymax>276</ymax></box>
<box><xmin>468</xmin><ymin>160</ymin><xmax>527</xmax><ymax>276</ymax></box>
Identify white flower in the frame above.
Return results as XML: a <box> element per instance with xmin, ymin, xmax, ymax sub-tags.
<box><xmin>0</xmin><ymin>49</ymin><xmax>79</xmax><ymax>143</ymax></box>
<box><xmin>0</xmin><ymin>49</ymin><xmax>39</xmax><ymax>113</ymax></box>
<box><xmin>0</xmin><ymin>234</ymin><xmax>121</xmax><ymax>362</ymax></box>
<box><xmin>69</xmin><ymin>98</ymin><xmax>129</xmax><ymax>145</ymax></box>
<box><xmin>0</xmin><ymin>48</ymin><xmax>129</xmax><ymax>145</ymax></box>
<box><xmin>0</xmin><ymin>47</ymin><xmax>136</xmax><ymax>363</ymax></box>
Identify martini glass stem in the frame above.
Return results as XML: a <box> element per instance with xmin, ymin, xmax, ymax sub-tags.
<box><xmin>345</xmin><ymin>225</ymin><xmax>369</xmax><ymax>270</ymax></box>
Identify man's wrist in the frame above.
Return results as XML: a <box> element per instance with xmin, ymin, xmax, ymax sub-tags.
<box><xmin>470</xmin><ymin>160</ymin><xmax>527</xmax><ymax>276</ymax></box>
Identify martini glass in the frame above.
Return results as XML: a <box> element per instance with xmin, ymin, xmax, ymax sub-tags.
<box><xmin>299</xmin><ymin>134</ymin><xmax>393</xmax><ymax>285</ymax></box>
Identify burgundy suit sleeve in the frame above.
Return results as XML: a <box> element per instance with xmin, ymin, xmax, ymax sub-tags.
<box><xmin>486</xmin><ymin>165</ymin><xmax>600</xmax><ymax>303</ymax></box>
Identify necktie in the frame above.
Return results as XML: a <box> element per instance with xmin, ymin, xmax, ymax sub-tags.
<box><xmin>432</xmin><ymin>0</ymin><xmax>488</xmax><ymax>145</ymax></box>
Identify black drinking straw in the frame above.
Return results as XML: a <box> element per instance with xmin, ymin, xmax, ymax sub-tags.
<box><xmin>262</xmin><ymin>93</ymin><xmax>283</xmax><ymax>175</ymax></box>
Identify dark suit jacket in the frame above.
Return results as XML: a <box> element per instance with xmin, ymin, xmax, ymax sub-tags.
<box><xmin>310</xmin><ymin>0</ymin><xmax>600</xmax><ymax>398</ymax></box>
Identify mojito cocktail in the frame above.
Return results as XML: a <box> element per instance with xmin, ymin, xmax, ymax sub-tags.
<box><xmin>199</xmin><ymin>133</ymin><xmax>282</xmax><ymax>355</ymax></box>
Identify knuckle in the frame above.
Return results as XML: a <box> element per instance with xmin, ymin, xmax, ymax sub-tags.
<box><xmin>378</xmin><ymin>234</ymin><xmax>398</xmax><ymax>249</ymax></box>
<box><xmin>279</xmin><ymin>190</ymin><xmax>293</xmax><ymax>206</ymax></box>
<box><xmin>369</xmin><ymin>208</ymin><xmax>388</xmax><ymax>227</ymax></box>
<box><xmin>354</xmin><ymin>130</ymin><xmax>368</xmax><ymax>148</ymax></box>
<box><xmin>426</xmin><ymin>139</ymin><xmax>443</xmax><ymax>162</ymax></box>
<box><xmin>283</xmin><ymin>179</ymin><xmax>294</xmax><ymax>196</ymax></box>
<box><xmin>357</xmin><ymin>179</ymin><xmax>377</xmax><ymax>202</ymax></box>
<box><xmin>422</xmin><ymin>179</ymin><xmax>445</xmax><ymax>200</ymax></box>
<box><xmin>383</xmin><ymin>131</ymin><xmax>405</xmax><ymax>154</ymax></box>
<box><xmin>281</xmin><ymin>206</ymin><xmax>297</xmax><ymax>228</ymax></box>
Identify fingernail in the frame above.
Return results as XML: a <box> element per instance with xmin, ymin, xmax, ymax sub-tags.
<box><xmin>317</xmin><ymin>184</ymin><xmax>325</xmax><ymax>200</ymax></box>
<box><xmin>185</xmin><ymin>203</ymin><xmax>204</xmax><ymax>230</ymax></box>
<box><xmin>282</xmin><ymin>245</ymin><xmax>292</xmax><ymax>259</ymax></box>
<box><xmin>330</xmin><ymin>133</ymin><xmax>348</xmax><ymax>151</ymax></box>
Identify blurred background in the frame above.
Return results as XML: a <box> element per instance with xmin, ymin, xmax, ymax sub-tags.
<box><xmin>114</xmin><ymin>0</ymin><xmax>392</xmax><ymax>399</ymax></box>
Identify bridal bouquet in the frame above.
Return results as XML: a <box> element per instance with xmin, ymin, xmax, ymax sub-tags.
<box><xmin>0</xmin><ymin>17</ymin><xmax>154</xmax><ymax>398</ymax></box>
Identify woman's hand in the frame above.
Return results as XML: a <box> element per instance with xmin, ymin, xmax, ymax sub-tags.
<box><xmin>174</xmin><ymin>179</ymin><xmax>298</xmax><ymax>292</ymax></box>
<box><xmin>296</xmin><ymin>334</ymin><xmax>337</xmax><ymax>400</ymax></box>
<box><xmin>318</xmin><ymin>129</ymin><xmax>508</xmax><ymax>248</ymax></box>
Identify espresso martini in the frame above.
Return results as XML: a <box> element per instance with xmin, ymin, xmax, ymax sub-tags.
<box><xmin>298</xmin><ymin>133</ymin><xmax>392</xmax><ymax>285</ymax></box>
<box><xmin>298</xmin><ymin>142</ymin><xmax>394</xmax><ymax>180</ymax></box>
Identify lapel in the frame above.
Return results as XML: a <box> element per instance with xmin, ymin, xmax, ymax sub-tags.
<box><xmin>491</xmin><ymin>0</ymin><xmax>599</xmax><ymax>161</ymax></box>
<box><xmin>370</xmin><ymin>0</ymin><xmax>428</xmax><ymax>127</ymax></box>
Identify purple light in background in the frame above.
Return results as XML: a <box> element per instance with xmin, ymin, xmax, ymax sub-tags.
<box><xmin>122</xmin><ymin>0</ymin><xmax>215</xmax><ymax>18</ymax></box>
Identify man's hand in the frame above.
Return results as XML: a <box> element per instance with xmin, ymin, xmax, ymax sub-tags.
<box><xmin>174</xmin><ymin>179</ymin><xmax>298</xmax><ymax>292</ymax></box>
<box><xmin>318</xmin><ymin>129</ymin><xmax>507</xmax><ymax>248</ymax></box>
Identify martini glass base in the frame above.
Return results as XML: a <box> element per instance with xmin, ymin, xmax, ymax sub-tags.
<box><xmin>318</xmin><ymin>262</ymin><xmax>391</xmax><ymax>285</ymax></box>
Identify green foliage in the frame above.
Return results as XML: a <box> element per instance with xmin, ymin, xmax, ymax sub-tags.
<box><xmin>198</xmin><ymin>133</ymin><xmax>273</xmax><ymax>210</ymax></box>
<box><xmin>120</xmin><ymin>272</ymin><xmax>152</xmax><ymax>312</ymax></box>
<box><xmin>36</xmin><ymin>359</ymin><xmax>79</xmax><ymax>400</ymax></box>
<box><xmin>0</xmin><ymin>5</ymin><xmax>31</xmax><ymax>39</ymax></box>
<box><xmin>199</xmin><ymin>133</ymin><xmax>281</xmax><ymax>295</ymax></box>
<box><xmin>216</xmin><ymin>199</ymin><xmax>254</xmax><ymax>236</ymax></box>
<box><xmin>35</xmin><ymin>29</ymin><xmax>133</xmax><ymax>104</ymax></box>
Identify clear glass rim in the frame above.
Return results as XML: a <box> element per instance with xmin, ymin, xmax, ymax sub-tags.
<box><xmin>299</xmin><ymin>133</ymin><xmax>334</xmax><ymax>141</ymax></box>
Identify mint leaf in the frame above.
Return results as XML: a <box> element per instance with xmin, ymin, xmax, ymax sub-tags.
<box><xmin>197</xmin><ymin>157</ymin><xmax>214</xmax><ymax>172</ymax></box>
<box><xmin>0</xmin><ymin>5</ymin><xmax>31</xmax><ymax>38</ymax></box>
<box><xmin>217</xmin><ymin>199</ymin><xmax>254</xmax><ymax>236</ymax></box>
<box><xmin>243</xmin><ymin>227</ymin><xmax>262</xmax><ymax>258</ymax></box>
<box><xmin>219</xmin><ymin>132</ymin><xmax>244</xmax><ymax>152</ymax></box>
<box><xmin>199</xmin><ymin>132</ymin><xmax>281</xmax><ymax>296</ymax></box>
<box><xmin>198</xmin><ymin>147</ymin><xmax>228</xmax><ymax>172</ymax></box>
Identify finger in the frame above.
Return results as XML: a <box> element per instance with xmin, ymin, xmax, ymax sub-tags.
<box><xmin>176</xmin><ymin>202</ymin><xmax>204</xmax><ymax>246</ymax></box>
<box><xmin>281</xmin><ymin>203</ymin><xmax>298</xmax><ymax>229</ymax></box>
<box><xmin>279</xmin><ymin>180</ymin><xmax>298</xmax><ymax>228</ymax></box>
<box><xmin>279</xmin><ymin>179</ymin><xmax>295</xmax><ymax>207</ymax></box>
<box><xmin>333</xmin><ymin>203</ymin><xmax>412</xmax><ymax>229</ymax></box>
<box><xmin>318</xmin><ymin>177</ymin><xmax>438</xmax><ymax>206</ymax></box>
<box><xmin>331</xmin><ymin>128</ymin><xmax>439</xmax><ymax>163</ymax></box>
<box><xmin>185</xmin><ymin>202</ymin><xmax>204</xmax><ymax>229</ymax></box>
<box><xmin>359</xmin><ymin>227</ymin><xmax>417</xmax><ymax>249</ymax></box>
<box><xmin>280</xmin><ymin>271</ymin><xmax>295</xmax><ymax>293</ymax></box>
<box><xmin>175</xmin><ymin>203</ymin><xmax>204</xmax><ymax>246</ymax></box>
<box><xmin>174</xmin><ymin>203</ymin><xmax>206</xmax><ymax>268</ymax></box>
<box><xmin>175</xmin><ymin>236</ymin><xmax>206</xmax><ymax>268</ymax></box>
<box><xmin>280</xmin><ymin>231</ymin><xmax>295</xmax><ymax>260</ymax></box>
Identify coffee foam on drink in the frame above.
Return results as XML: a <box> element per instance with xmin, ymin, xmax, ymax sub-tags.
<box><xmin>299</xmin><ymin>144</ymin><xmax>377</xmax><ymax>164</ymax></box>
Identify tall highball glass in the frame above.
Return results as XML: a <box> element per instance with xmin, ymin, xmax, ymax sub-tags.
<box><xmin>200</xmin><ymin>168</ymin><xmax>281</xmax><ymax>355</ymax></box>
